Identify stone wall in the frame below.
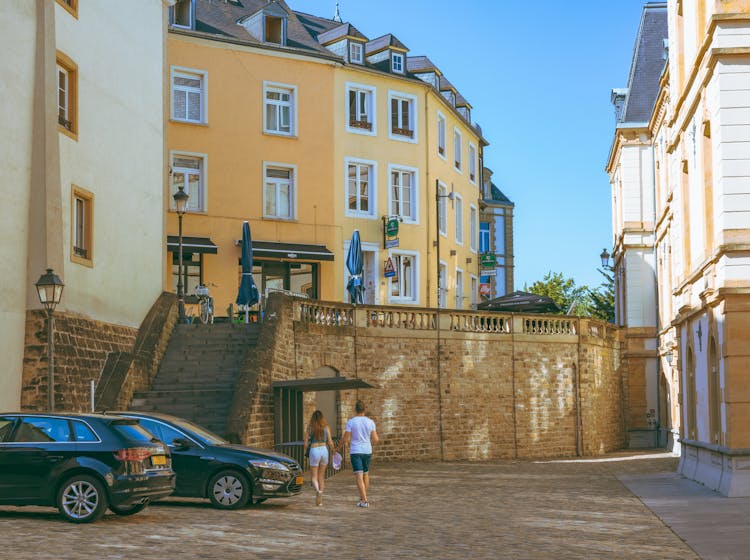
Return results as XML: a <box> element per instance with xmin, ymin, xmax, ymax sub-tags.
<box><xmin>22</xmin><ymin>310</ymin><xmax>137</xmax><ymax>411</ymax></box>
<box><xmin>231</xmin><ymin>295</ymin><xmax>626</xmax><ymax>461</ymax></box>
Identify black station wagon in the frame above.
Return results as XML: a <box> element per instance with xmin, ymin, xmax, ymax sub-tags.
<box><xmin>0</xmin><ymin>413</ymin><xmax>175</xmax><ymax>523</ymax></box>
<box><xmin>113</xmin><ymin>412</ymin><xmax>303</xmax><ymax>509</ymax></box>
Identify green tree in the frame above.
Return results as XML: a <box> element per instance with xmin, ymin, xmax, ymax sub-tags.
<box><xmin>526</xmin><ymin>272</ymin><xmax>592</xmax><ymax>316</ymax></box>
<box><xmin>588</xmin><ymin>268</ymin><xmax>615</xmax><ymax>323</ymax></box>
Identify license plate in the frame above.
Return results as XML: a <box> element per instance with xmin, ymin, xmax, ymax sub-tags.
<box><xmin>152</xmin><ymin>455</ymin><xmax>167</xmax><ymax>466</ymax></box>
<box><xmin>296</xmin><ymin>476</ymin><xmax>304</xmax><ymax>486</ymax></box>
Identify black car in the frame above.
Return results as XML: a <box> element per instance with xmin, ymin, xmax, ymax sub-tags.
<box><xmin>0</xmin><ymin>413</ymin><xmax>175</xmax><ymax>523</ymax></box>
<box><xmin>113</xmin><ymin>412</ymin><xmax>303</xmax><ymax>509</ymax></box>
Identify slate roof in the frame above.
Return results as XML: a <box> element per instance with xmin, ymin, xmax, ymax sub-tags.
<box><xmin>407</xmin><ymin>56</ymin><xmax>441</xmax><ymax>74</ymax></box>
<box><xmin>620</xmin><ymin>2</ymin><xmax>668</xmax><ymax>124</ymax></box>
<box><xmin>365</xmin><ymin>34</ymin><xmax>408</xmax><ymax>54</ymax></box>
<box><xmin>316</xmin><ymin>22</ymin><xmax>367</xmax><ymax>45</ymax></box>
<box><xmin>486</xmin><ymin>183</ymin><xmax>514</xmax><ymax>206</ymax></box>
<box><xmin>439</xmin><ymin>75</ymin><xmax>457</xmax><ymax>93</ymax></box>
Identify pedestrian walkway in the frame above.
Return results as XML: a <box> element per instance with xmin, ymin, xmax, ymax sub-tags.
<box><xmin>0</xmin><ymin>451</ymin><xmax>745</xmax><ymax>559</ymax></box>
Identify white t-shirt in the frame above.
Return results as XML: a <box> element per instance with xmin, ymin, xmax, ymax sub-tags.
<box><xmin>345</xmin><ymin>415</ymin><xmax>376</xmax><ymax>455</ymax></box>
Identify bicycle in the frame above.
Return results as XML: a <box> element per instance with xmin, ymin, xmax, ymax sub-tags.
<box><xmin>195</xmin><ymin>284</ymin><xmax>214</xmax><ymax>324</ymax></box>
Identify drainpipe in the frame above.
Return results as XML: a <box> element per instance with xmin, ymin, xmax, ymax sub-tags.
<box><xmin>650</xmin><ymin>141</ymin><xmax>662</xmax><ymax>448</ymax></box>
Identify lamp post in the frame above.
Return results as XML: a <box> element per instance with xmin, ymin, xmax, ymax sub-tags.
<box><xmin>600</xmin><ymin>248</ymin><xmax>611</xmax><ymax>269</ymax></box>
<box><xmin>35</xmin><ymin>268</ymin><xmax>64</xmax><ymax>412</ymax></box>
<box><xmin>173</xmin><ymin>185</ymin><xmax>189</xmax><ymax>323</ymax></box>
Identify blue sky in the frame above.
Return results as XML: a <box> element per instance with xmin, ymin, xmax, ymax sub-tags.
<box><xmin>286</xmin><ymin>0</ymin><xmax>647</xmax><ymax>290</ymax></box>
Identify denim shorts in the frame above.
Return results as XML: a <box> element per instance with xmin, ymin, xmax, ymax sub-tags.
<box><xmin>309</xmin><ymin>446</ymin><xmax>329</xmax><ymax>468</ymax></box>
<box><xmin>350</xmin><ymin>453</ymin><xmax>372</xmax><ymax>474</ymax></box>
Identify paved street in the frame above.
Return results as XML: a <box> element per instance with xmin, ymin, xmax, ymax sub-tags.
<box><xmin>1</xmin><ymin>452</ymin><xmax>745</xmax><ymax>559</ymax></box>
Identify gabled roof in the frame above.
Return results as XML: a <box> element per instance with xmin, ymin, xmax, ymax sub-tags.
<box><xmin>316</xmin><ymin>22</ymin><xmax>367</xmax><ymax>45</ymax></box>
<box><xmin>483</xmin><ymin>183</ymin><xmax>513</xmax><ymax>206</ymax></box>
<box><xmin>407</xmin><ymin>56</ymin><xmax>442</xmax><ymax>75</ymax></box>
<box><xmin>366</xmin><ymin>33</ymin><xmax>408</xmax><ymax>54</ymax></box>
<box><xmin>620</xmin><ymin>2</ymin><xmax>668</xmax><ymax>124</ymax></box>
<box><xmin>237</xmin><ymin>0</ymin><xmax>288</xmax><ymax>22</ymax></box>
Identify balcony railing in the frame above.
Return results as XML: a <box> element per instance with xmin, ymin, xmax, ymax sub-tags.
<box><xmin>58</xmin><ymin>114</ymin><xmax>72</xmax><ymax>131</ymax></box>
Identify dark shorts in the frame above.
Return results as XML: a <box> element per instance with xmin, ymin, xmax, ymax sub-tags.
<box><xmin>350</xmin><ymin>453</ymin><xmax>372</xmax><ymax>474</ymax></box>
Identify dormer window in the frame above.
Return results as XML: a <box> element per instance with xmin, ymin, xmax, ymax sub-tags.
<box><xmin>350</xmin><ymin>42</ymin><xmax>363</xmax><ymax>64</ymax></box>
<box><xmin>265</xmin><ymin>16</ymin><xmax>285</xmax><ymax>44</ymax></box>
<box><xmin>170</xmin><ymin>0</ymin><xmax>194</xmax><ymax>30</ymax></box>
<box><xmin>392</xmin><ymin>53</ymin><xmax>404</xmax><ymax>73</ymax></box>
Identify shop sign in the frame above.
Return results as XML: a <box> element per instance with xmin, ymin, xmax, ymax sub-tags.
<box><xmin>479</xmin><ymin>283</ymin><xmax>491</xmax><ymax>297</ymax></box>
<box><xmin>480</xmin><ymin>252</ymin><xmax>497</xmax><ymax>268</ymax></box>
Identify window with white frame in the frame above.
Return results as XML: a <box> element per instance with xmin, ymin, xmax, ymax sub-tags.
<box><xmin>171</xmin><ymin>154</ymin><xmax>205</xmax><ymax>212</ymax></box>
<box><xmin>438</xmin><ymin>182</ymin><xmax>447</xmax><ymax>236</ymax></box>
<box><xmin>349</xmin><ymin>42</ymin><xmax>363</xmax><ymax>64</ymax></box>
<box><xmin>390</xmin><ymin>92</ymin><xmax>416</xmax><ymax>140</ymax></box>
<box><xmin>392</xmin><ymin>52</ymin><xmax>404</xmax><ymax>73</ymax></box>
<box><xmin>471</xmin><ymin>275</ymin><xmax>478</xmax><ymax>306</ymax></box>
<box><xmin>469</xmin><ymin>205</ymin><xmax>478</xmax><ymax>252</ymax></box>
<box><xmin>480</xmin><ymin>221</ymin><xmax>490</xmax><ymax>253</ymax></box>
<box><xmin>264</xmin><ymin>83</ymin><xmax>295</xmax><ymax>135</ymax></box>
<box><xmin>438</xmin><ymin>263</ymin><xmax>447</xmax><ymax>308</ymax></box>
<box><xmin>170</xmin><ymin>0</ymin><xmax>194</xmax><ymax>29</ymax></box>
<box><xmin>171</xmin><ymin>68</ymin><xmax>205</xmax><ymax>123</ymax></box>
<box><xmin>469</xmin><ymin>142</ymin><xmax>477</xmax><ymax>183</ymax></box>
<box><xmin>454</xmin><ymin>195</ymin><xmax>463</xmax><ymax>244</ymax></box>
<box><xmin>437</xmin><ymin>113</ymin><xmax>446</xmax><ymax>157</ymax></box>
<box><xmin>390</xmin><ymin>166</ymin><xmax>417</xmax><ymax>221</ymax></box>
<box><xmin>346</xmin><ymin>159</ymin><xmax>375</xmax><ymax>216</ymax></box>
<box><xmin>56</xmin><ymin>54</ymin><xmax>77</xmax><ymax>135</ymax></box>
<box><xmin>71</xmin><ymin>186</ymin><xmax>93</xmax><ymax>265</ymax></box>
<box><xmin>454</xmin><ymin>128</ymin><xmax>462</xmax><ymax>171</ymax></box>
<box><xmin>264</xmin><ymin>164</ymin><xmax>295</xmax><ymax>219</ymax></box>
<box><xmin>390</xmin><ymin>252</ymin><xmax>417</xmax><ymax>302</ymax></box>
<box><xmin>455</xmin><ymin>269</ymin><xmax>464</xmax><ymax>309</ymax></box>
<box><xmin>347</xmin><ymin>84</ymin><xmax>375</xmax><ymax>132</ymax></box>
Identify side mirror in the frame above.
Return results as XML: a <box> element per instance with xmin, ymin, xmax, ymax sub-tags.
<box><xmin>171</xmin><ymin>437</ymin><xmax>193</xmax><ymax>450</ymax></box>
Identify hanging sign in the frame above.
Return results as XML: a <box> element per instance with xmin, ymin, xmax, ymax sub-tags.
<box><xmin>479</xmin><ymin>283</ymin><xmax>492</xmax><ymax>297</ymax></box>
<box><xmin>480</xmin><ymin>252</ymin><xmax>497</xmax><ymax>268</ymax></box>
<box><xmin>383</xmin><ymin>216</ymin><xmax>400</xmax><ymax>249</ymax></box>
<box><xmin>384</xmin><ymin>257</ymin><xmax>396</xmax><ymax>278</ymax></box>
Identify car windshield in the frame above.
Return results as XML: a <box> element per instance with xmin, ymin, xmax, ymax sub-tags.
<box><xmin>168</xmin><ymin>417</ymin><xmax>227</xmax><ymax>445</ymax></box>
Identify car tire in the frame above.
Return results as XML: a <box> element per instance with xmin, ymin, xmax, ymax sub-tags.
<box><xmin>208</xmin><ymin>470</ymin><xmax>251</xmax><ymax>509</ymax></box>
<box><xmin>57</xmin><ymin>474</ymin><xmax>108</xmax><ymax>523</ymax></box>
<box><xmin>109</xmin><ymin>500</ymin><xmax>149</xmax><ymax>516</ymax></box>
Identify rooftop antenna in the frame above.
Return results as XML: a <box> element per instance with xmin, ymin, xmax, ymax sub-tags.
<box><xmin>333</xmin><ymin>2</ymin><xmax>342</xmax><ymax>22</ymax></box>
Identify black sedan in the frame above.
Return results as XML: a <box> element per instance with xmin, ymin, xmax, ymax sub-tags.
<box><xmin>0</xmin><ymin>413</ymin><xmax>175</xmax><ymax>523</ymax></box>
<box><xmin>113</xmin><ymin>412</ymin><xmax>303</xmax><ymax>509</ymax></box>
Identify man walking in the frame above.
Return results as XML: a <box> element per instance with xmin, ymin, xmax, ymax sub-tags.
<box><xmin>338</xmin><ymin>400</ymin><xmax>378</xmax><ymax>508</ymax></box>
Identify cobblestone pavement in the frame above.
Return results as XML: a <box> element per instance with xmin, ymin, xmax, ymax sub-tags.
<box><xmin>0</xmin><ymin>452</ymin><xmax>698</xmax><ymax>560</ymax></box>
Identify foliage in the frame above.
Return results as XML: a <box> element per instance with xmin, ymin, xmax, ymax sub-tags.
<box><xmin>588</xmin><ymin>268</ymin><xmax>615</xmax><ymax>323</ymax></box>
<box><xmin>526</xmin><ymin>270</ymin><xmax>615</xmax><ymax>323</ymax></box>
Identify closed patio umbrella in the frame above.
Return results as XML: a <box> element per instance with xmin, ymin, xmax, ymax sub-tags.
<box><xmin>346</xmin><ymin>229</ymin><xmax>364</xmax><ymax>304</ymax></box>
<box><xmin>236</xmin><ymin>221</ymin><xmax>259</xmax><ymax>322</ymax></box>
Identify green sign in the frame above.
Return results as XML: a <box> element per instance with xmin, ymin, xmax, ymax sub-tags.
<box><xmin>386</xmin><ymin>218</ymin><xmax>400</xmax><ymax>237</ymax></box>
<box><xmin>480</xmin><ymin>252</ymin><xmax>497</xmax><ymax>268</ymax></box>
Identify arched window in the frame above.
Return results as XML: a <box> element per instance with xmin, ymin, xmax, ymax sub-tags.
<box><xmin>708</xmin><ymin>337</ymin><xmax>721</xmax><ymax>445</ymax></box>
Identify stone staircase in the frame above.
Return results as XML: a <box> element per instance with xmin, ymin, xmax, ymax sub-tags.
<box><xmin>129</xmin><ymin>322</ymin><xmax>260</xmax><ymax>436</ymax></box>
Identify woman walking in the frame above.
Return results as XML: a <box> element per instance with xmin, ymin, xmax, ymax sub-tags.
<box><xmin>303</xmin><ymin>410</ymin><xmax>335</xmax><ymax>506</ymax></box>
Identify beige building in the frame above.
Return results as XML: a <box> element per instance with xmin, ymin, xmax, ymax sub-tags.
<box><xmin>609</xmin><ymin>0</ymin><xmax>750</xmax><ymax>496</ymax></box>
<box><xmin>1</xmin><ymin>0</ymin><xmax>169</xmax><ymax>410</ymax></box>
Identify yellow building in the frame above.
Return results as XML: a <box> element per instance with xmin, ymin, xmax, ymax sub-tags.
<box><xmin>167</xmin><ymin>0</ymin><xmax>502</xmax><ymax>314</ymax></box>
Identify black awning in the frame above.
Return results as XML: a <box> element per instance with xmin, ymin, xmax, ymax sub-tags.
<box><xmin>167</xmin><ymin>236</ymin><xmax>218</xmax><ymax>254</ymax></box>
<box><xmin>253</xmin><ymin>241</ymin><xmax>335</xmax><ymax>262</ymax></box>
<box><xmin>272</xmin><ymin>377</ymin><xmax>374</xmax><ymax>392</ymax></box>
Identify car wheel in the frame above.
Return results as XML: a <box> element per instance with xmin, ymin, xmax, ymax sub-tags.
<box><xmin>57</xmin><ymin>474</ymin><xmax>108</xmax><ymax>523</ymax></box>
<box><xmin>208</xmin><ymin>470</ymin><xmax>251</xmax><ymax>509</ymax></box>
<box><xmin>109</xmin><ymin>500</ymin><xmax>149</xmax><ymax>516</ymax></box>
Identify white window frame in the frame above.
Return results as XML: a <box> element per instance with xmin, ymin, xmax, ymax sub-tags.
<box><xmin>388</xmin><ymin>164</ymin><xmax>419</xmax><ymax>223</ymax></box>
<box><xmin>170</xmin><ymin>151</ymin><xmax>207</xmax><ymax>213</ymax></box>
<box><xmin>470</xmin><ymin>275</ymin><xmax>478</xmax><ymax>307</ymax></box>
<box><xmin>455</xmin><ymin>268</ymin><xmax>464</xmax><ymax>309</ymax></box>
<box><xmin>437</xmin><ymin>112</ymin><xmax>446</xmax><ymax>160</ymax></box>
<box><xmin>468</xmin><ymin>142</ymin><xmax>477</xmax><ymax>184</ymax></box>
<box><xmin>263</xmin><ymin>81</ymin><xmax>297</xmax><ymax>137</ymax></box>
<box><xmin>454</xmin><ymin>194</ymin><xmax>464</xmax><ymax>245</ymax></box>
<box><xmin>171</xmin><ymin>66</ymin><xmax>207</xmax><ymax>124</ymax></box>
<box><xmin>170</xmin><ymin>0</ymin><xmax>194</xmax><ymax>29</ymax></box>
<box><xmin>438</xmin><ymin>261</ymin><xmax>448</xmax><ymax>308</ymax></box>
<box><xmin>453</xmin><ymin>127</ymin><xmax>462</xmax><ymax>172</ymax></box>
<box><xmin>349</xmin><ymin>41</ymin><xmax>363</xmax><ymax>64</ymax></box>
<box><xmin>388</xmin><ymin>91</ymin><xmax>418</xmax><ymax>143</ymax></box>
<box><xmin>346</xmin><ymin>82</ymin><xmax>376</xmax><ymax>136</ymax></box>
<box><xmin>389</xmin><ymin>250</ymin><xmax>419</xmax><ymax>304</ymax></box>
<box><xmin>469</xmin><ymin>204</ymin><xmax>478</xmax><ymax>253</ymax></box>
<box><xmin>262</xmin><ymin>161</ymin><xmax>297</xmax><ymax>220</ymax></box>
<box><xmin>392</xmin><ymin>52</ymin><xmax>404</xmax><ymax>73</ymax></box>
<box><xmin>344</xmin><ymin>157</ymin><xmax>378</xmax><ymax>218</ymax></box>
<box><xmin>438</xmin><ymin>181</ymin><xmax>448</xmax><ymax>237</ymax></box>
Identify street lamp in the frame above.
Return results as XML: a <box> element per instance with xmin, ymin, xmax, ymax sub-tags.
<box><xmin>173</xmin><ymin>185</ymin><xmax>189</xmax><ymax>323</ymax></box>
<box><xmin>600</xmin><ymin>248</ymin><xmax>611</xmax><ymax>268</ymax></box>
<box><xmin>35</xmin><ymin>268</ymin><xmax>64</xmax><ymax>412</ymax></box>
<box><xmin>436</xmin><ymin>181</ymin><xmax>455</xmax><ymax>308</ymax></box>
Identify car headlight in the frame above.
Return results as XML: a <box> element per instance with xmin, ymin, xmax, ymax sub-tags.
<box><xmin>248</xmin><ymin>459</ymin><xmax>289</xmax><ymax>472</ymax></box>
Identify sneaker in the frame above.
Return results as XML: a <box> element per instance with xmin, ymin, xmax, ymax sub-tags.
<box><xmin>356</xmin><ymin>501</ymin><xmax>369</xmax><ymax>508</ymax></box>
<box><xmin>315</xmin><ymin>491</ymin><xmax>322</xmax><ymax>507</ymax></box>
